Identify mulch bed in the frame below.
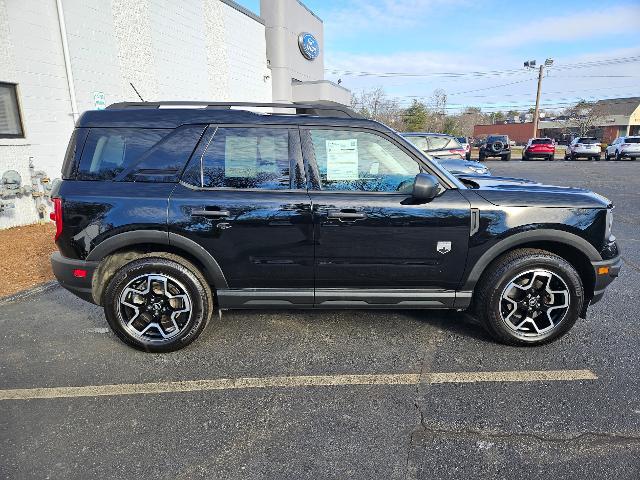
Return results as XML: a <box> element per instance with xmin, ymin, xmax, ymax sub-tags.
<box><xmin>0</xmin><ymin>223</ymin><xmax>57</xmax><ymax>298</ymax></box>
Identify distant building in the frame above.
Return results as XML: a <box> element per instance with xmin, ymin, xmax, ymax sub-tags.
<box><xmin>473</xmin><ymin>97</ymin><xmax>640</xmax><ymax>144</ymax></box>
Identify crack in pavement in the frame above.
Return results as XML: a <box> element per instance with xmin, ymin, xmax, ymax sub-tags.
<box><xmin>412</xmin><ymin>417</ymin><xmax>640</xmax><ymax>446</ymax></box>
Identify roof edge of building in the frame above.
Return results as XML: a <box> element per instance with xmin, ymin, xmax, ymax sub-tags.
<box><xmin>220</xmin><ymin>0</ymin><xmax>265</xmax><ymax>25</ymax></box>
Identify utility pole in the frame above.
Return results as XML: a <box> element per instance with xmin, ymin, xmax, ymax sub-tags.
<box><xmin>532</xmin><ymin>64</ymin><xmax>544</xmax><ymax>138</ymax></box>
<box><xmin>525</xmin><ymin>58</ymin><xmax>553</xmax><ymax>138</ymax></box>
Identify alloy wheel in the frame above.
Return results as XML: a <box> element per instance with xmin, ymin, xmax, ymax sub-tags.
<box><xmin>499</xmin><ymin>269</ymin><xmax>570</xmax><ymax>337</ymax></box>
<box><xmin>117</xmin><ymin>273</ymin><xmax>192</xmax><ymax>341</ymax></box>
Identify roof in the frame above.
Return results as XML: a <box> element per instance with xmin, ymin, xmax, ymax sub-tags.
<box><xmin>76</xmin><ymin>106</ymin><xmax>382</xmax><ymax>130</ymax></box>
<box><xmin>594</xmin><ymin>97</ymin><xmax>640</xmax><ymax>116</ymax></box>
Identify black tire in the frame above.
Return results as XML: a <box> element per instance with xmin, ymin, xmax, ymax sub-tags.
<box><xmin>466</xmin><ymin>152</ymin><xmax>471</xmax><ymax>161</ymax></box>
<box><xmin>594</xmin><ymin>154</ymin><xmax>600</xmax><ymax>161</ymax></box>
<box><xmin>103</xmin><ymin>254</ymin><xmax>214</xmax><ymax>352</ymax></box>
<box><xmin>548</xmin><ymin>155</ymin><xmax>554</xmax><ymax>161</ymax></box>
<box><xmin>615</xmin><ymin>151</ymin><xmax>622</xmax><ymax>161</ymax></box>
<box><xmin>479</xmin><ymin>153</ymin><xmax>486</xmax><ymax>161</ymax></box>
<box><xmin>522</xmin><ymin>152</ymin><xmax>528</xmax><ymax>161</ymax></box>
<box><xmin>502</xmin><ymin>153</ymin><xmax>511</xmax><ymax>161</ymax></box>
<box><xmin>473</xmin><ymin>248</ymin><xmax>584</xmax><ymax>346</ymax></box>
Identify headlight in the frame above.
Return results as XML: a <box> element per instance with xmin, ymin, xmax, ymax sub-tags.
<box><xmin>605</xmin><ymin>208</ymin><xmax>614</xmax><ymax>240</ymax></box>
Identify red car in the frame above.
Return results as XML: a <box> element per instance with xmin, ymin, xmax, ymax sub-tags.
<box><xmin>522</xmin><ymin>138</ymin><xmax>555</xmax><ymax>161</ymax></box>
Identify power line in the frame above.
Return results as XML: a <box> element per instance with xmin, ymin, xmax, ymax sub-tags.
<box><xmin>326</xmin><ymin>55</ymin><xmax>640</xmax><ymax>79</ymax></box>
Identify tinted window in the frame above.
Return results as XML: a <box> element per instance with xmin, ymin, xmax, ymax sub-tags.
<box><xmin>577</xmin><ymin>137</ymin><xmax>598</xmax><ymax>144</ymax></box>
<box><xmin>310</xmin><ymin>129</ymin><xmax>420</xmax><ymax>192</ymax></box>
<box><xmin>78</xmin><ymin>128</ymin><xmax>169</xmax><ymax>180</ymax></box>
<box><xmin>487</xmin><ymin>136</ymin><xmax>508</xmax><ymax>142</ymax></box>
<box><xmin>199</xmin><ymin>127</ymin><xmax>291</xmax><ymax>189</ymax></box>
<box><xmin>456</xmin><ymin>137</ymin><xmax>467</xmax><ymax>144</ymax></box>
<box><xmin>624</xmin><ymin>137</ymin><xmax>640</xmax><ymax>143</ymax></box>
<box><xmin>531</xmin><ymin>138</ymin><xmax>552</xmax><ymax>145</ymax></box>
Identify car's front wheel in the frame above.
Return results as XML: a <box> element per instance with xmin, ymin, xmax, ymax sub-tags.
<box><xmin>474</xmin><ymin>249</ymin><xmax>583</xmax><ymax>346</ymax></box>
<box><xmin>103</xmin><ymin>254</ymin><xmax>214</xmax><ymax>352</ymax></box>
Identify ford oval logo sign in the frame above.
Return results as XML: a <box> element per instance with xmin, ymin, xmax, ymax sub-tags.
<box><xmin>298</xmin><ymin>32</ymin><xmax>320</xmax><ymax>61</ymax></box>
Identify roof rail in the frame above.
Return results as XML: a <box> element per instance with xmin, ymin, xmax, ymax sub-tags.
<box><xmin>106</xmin><ymin>101</ymin><xmax>362</xmax><ymax>119</ymax></box>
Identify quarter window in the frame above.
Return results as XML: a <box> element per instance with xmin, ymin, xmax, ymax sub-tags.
<box><xmin>78</xmin><ymin>128</ymin><xmax>170</xmax><ymax>180</ymax></box>
<box><xmin>198</xmin><ymin>127</ymin><xmax>291</xmax><ymax>189</ymax></box>
<box><xmin>0</xmin><ymin>83</ymin><xmax>23</xmax><ymax>138</ymax></box>
<box><xmin>309</xmin><ymin>129</ymin><xmax>420</xmax><ymax>192</ymax></box>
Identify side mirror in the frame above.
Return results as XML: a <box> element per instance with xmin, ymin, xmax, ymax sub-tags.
<box><xmin>412</xmin><ymin>173</ymin><xmax>440</xmax><ymax>202</ymax></box>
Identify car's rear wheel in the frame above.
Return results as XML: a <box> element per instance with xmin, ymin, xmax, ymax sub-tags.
<box><xmin>502</xmin><ymin>153</ymin><xmax>511</xmax><ymax>161</ymax></box>
<box><xmin>474</xmin><ymin>249</ymin><xmax>583</xmax><ymax>346</ymax></box>
<box><xmin>103</xmin><ymin>255</ymin><xmax>213</xmax><ymax>352</ymax></box>
<box><xmin>522</xmin><ymin>152</ymin><xmax>528</xmax><ymax>160</ymax></box>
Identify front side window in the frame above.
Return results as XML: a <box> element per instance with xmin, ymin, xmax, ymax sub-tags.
<box><xmin>309</xmin><ymin>129</ymin><xmax>420</xmax><ymax>192</ymax></box>
<box><xmin>199</xmin><ymin>127</ymin><xmax>291</xmax><ymax>189</ymax></box>
<box><xmin>0</xmin><ymin>83</ymin><xmax>24</xmax><ymax>138</ymax></box>
<box><xmin>77</xmin><ymin>128</ymin><xmax>170</xmax><ymax>180</ymax></box>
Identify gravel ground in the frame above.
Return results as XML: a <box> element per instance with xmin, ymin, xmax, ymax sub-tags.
<box><xmin>0</xmin><ymin>223</ymin><xmax>55</xmax><ymax>297</ymax></box>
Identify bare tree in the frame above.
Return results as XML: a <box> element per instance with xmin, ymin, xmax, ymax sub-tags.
<box><xmin>351</xmin><ymin>88</ymin><xmax>403</xmax><ymax>129</ymax></box>
<box><xmin>563</xmin><ymin>100</ymin><xmax>607</xmax><ymax>137</ymax></box>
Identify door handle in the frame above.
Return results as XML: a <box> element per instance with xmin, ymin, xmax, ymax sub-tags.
<box><xmin>191</xmin><ymin>209</ymin><xmax>230</xmax><ymax>218</ymax></box>
<box><xmin>327</xmin><ymin>210</ymin><xmax>367</xmax><ymax>221</ymax></box>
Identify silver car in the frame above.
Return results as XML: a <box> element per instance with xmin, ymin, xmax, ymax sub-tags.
<box><xmin>401</xmin><ymin>132</ymin><xmax>466</xmax><ymax>159</ymax></box>
<box><xmin>564</xmin><ymin>137</ymin><xmax>601</xmax><ymax>161</ymax></box>
<box><xmin>605</xmin><ymin>136</ymin><xmax>640</xmax><ymax>160</ymax></box>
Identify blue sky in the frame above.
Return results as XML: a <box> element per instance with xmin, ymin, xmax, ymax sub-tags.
<box><xmin>237</xmin><ymin>0</ymin><xmax>640</xmax><ymax>113</ymax></box>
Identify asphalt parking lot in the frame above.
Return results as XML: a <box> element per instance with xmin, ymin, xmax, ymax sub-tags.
<box><xmin>1</xmin><ymin>160</ymin><xmax>639</xmax><ymax>479</ymax></box>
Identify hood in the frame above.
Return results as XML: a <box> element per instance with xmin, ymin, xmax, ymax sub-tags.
<box><xmin>458</xmin><ymin>175</ymin><xmax>611</xmax><ymax>208</ymax></box>
<box><xmin>434</xmin><ymin>158</ymin><xmax>490</xmax><ymax>175</ymax></box>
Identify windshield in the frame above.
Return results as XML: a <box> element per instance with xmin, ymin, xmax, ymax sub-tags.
<box><xmin>456</xmin><ymin>137</ymin><xmax>467</xmax><ymax>144</ymax></box>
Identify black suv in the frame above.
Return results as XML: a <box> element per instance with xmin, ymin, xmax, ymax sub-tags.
<box><xmin>51</xmin><ymin>102</ymin><xmax>621</xmax><ymax>352</ymax></box>
<box><xmin>479</xmin><ymin>135</ymin><xmax>511</xmax><ymax>161</ymax></box>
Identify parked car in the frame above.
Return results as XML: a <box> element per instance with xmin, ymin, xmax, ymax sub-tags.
<box><xmin>433</xmin><ymin>157</ymin><xmax>490</xmax><ymax>176</ymax></box>
<box><xmin>456</xmin><ymin>136</ymin><xmax>472</xmax><ymax>160</ymax></box>
<box><xmin>522</xmin><ymin>138</ymin><xmax>555</xmax><ymax>161</ymax></box>
<box><xmin>564</xmin><ymin>137</ymin><xmax>601</xmax><ymax>161</ymax></box>
<box><xmin>401</xmin><ymin>132</ymin><xmax>466</xmax><ymax>159</ymax></box>
<box><xmin>50</xmin><ymin>101</ymin><xmax>620</xmax><ymax>351</ymax></box>
<box><xmin>604</xmin><ymin>136</ymin><xmax>640</xmax><ymax>160</ymax></box>
<box><xmin>478</xmin><ymin>135</ymin><xmax>511</xmax><ymax>161</ymax></box>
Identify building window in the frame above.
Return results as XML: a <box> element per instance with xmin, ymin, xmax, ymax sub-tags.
<box><xmin>0</xmin><ymin>83</ymin><xmax>24</xmax><ymax>138</ymax></box>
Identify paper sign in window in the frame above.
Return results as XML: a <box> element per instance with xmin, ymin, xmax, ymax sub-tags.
<box><xmin>326</xmin><ymin>139</ymin><xmax>359</xmax><ymax>181</ymax></box>
<box><xmin>225</xmin><ymin>136</ymin><xmax>258</xmax><ymax>177</ymax></box>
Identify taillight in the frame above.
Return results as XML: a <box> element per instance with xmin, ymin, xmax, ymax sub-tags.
<box><xmin>50</xmin><ymin>197</ymin><xmax>63</xmax><ymax>241</ymax></box>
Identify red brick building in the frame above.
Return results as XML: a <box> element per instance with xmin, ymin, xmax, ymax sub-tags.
<box><xmin>473</xmin><ymin>122</ymin><xmax>536</xmax><ymax>143</ymax></box>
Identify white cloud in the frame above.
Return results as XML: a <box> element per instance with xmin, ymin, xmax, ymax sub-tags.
<box><xmin>482</xmin><ymin>5</ymin><xmax>640</xmax><ymax>48</ymax></box>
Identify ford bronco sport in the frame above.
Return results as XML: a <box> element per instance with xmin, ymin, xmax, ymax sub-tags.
<box><xmin>51</xmin><ymin>102</ymin><xmax>621</xmax><ymax>352</ymax></box>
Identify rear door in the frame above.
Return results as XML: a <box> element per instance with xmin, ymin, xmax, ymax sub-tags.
<box><xmin>169</xmin><ymin>125</ymin><xmax>314</xmax><ymax>307</ymax></box>
<box><xmin>302</xmin><ymin>127</ymin><xmax>471</xmax><ymax>308</ymax></box>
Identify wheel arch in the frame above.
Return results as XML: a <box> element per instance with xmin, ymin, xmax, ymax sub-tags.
<box><xmin>87</xmin><ymin>230</ymin><xmax>228</xmax><ymax>305</ymax></box>
<box><xmin>464</xmin><ymin>230</ymin><xmax>600</xmax><ymax>300</ymax></box>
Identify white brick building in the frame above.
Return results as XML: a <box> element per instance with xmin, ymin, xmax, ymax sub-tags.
<box><xmin>0</xmin><ymin>0</ymin><xmax>349</xmax><ymax>228</ymax></box>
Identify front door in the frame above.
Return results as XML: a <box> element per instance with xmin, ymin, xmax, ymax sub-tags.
<box><xmin>302</xmin><ymin>127</ymin><xmax>470</xmax><ymax>307</ymax></box>
<box><xmin>169</xmin><ymin>125</ymin><xmax>314</xmax><ymax>307</ymax></box>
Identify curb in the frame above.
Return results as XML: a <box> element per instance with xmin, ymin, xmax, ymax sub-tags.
<box><xmin>0</xmin><ymin>281</ymin><xmax>60</xmax><ymax>306</ymax></box>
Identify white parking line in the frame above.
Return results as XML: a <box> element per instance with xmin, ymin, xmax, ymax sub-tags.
<box><xmin>0</xmin><ymin>369</ymin><xmax>597</xmax><ymax>401</ymax></box>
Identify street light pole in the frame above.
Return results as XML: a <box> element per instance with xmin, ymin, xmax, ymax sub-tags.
<box><xmin>532</xmin><ymin>64</ymin><xmax>544</xmax><ymax>138</ymax></box>
<box><xmin>525</xmin><ymin>58</ymin><xmax>553</xmax><ymax>138</ymax></box>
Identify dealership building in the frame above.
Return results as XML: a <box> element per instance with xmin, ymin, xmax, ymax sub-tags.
<box><xmin>0</xmin><ymin>0</ymin><xmax>350</xmax><ymax>229</ymax></box>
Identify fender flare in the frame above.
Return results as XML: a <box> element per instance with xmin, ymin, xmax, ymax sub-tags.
<box><xmin>462</xmin><ymin>229</ymin><xmax>601</xmax><ymax>291</ymax></box>
<box><xmin>86</xmin><ymin>230</ymin><xmax>228</xmax><ymax>289</ymax></box>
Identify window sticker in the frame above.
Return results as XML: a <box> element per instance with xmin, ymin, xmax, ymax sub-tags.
<box><xmin>326</xmin><ymin>139</ymin><xmax>359</xmax><ymax>181</ymax></box>
<box><xmin>225</xmin><ymin>136</ymin><xmax>258</xmax><ymax>178</ymax></box>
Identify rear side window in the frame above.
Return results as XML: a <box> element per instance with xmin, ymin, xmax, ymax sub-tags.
<box><xmin>77</xmin><ymin>128</ymin><xmax>170</xmax><ymax>180</ymax></box>
<box><xmin>185</xmin><ymin>127</ymin><xmax>293</xmax><ymax>190</ymax></box>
